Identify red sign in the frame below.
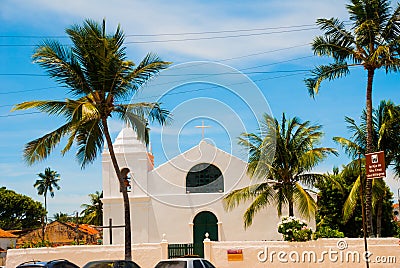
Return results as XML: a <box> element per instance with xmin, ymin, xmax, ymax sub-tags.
<box><xmin>227</xmin><ymin>249</ymin><xmax>243</xmax><ymax>261</ymax></box>
<box><xmin>365</xmin><ymin>151</ymin><xmax>386</xmax><ymax>179</ymax></box>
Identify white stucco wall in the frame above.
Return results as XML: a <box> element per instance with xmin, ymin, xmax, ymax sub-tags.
<box><xmin>6</xmin><ymin>238</ymin><xmax>399</xmax><ymax>268</ymax></box>
<box><xmin>0</xmin><ymin>238</ymin><xmax>16</xmax><ymax>250</ymax></box>
<box><xmin>6</xmin><ymin>244</ymin><xmax>162</xmax><ymax>268</ymax></box>
<box><xmin>102</xmin><ymin>129</ymin><xmax>315</xmax><ymax>245</ymax></box>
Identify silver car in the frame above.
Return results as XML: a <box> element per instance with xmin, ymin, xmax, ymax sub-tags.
<box><xmin>154</xmin><ymin>258</ymin><xmax>216</xmax><ymax>268</ymax></box>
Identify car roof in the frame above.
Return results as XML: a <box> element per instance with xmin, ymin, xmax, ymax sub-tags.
<box><xmin>17</xmin><ymin>260</ymin><xmax>75</xmax><ymax>267</ymax></box>
<box><xmin>160</xmin><ymin>258</ymin><xmax>205</xmax><ymax>261</ymax></box>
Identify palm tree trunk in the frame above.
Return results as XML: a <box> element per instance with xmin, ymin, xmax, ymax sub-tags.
<box><xmin>288</xmin><ymin>201</ymin><xmax>294</xmax><ymax>217</ymax></box>
<box><xmin>44</xmin><ymin>193</ymin><xmax>47</xmax><ymax>224</ymax></box>
<box><xmin>365</xmin><ymin>68</ymin><xmax>375</xmax><ymax>237</ymax></box>
<box><xmin>102</xmin><ymin>118</ymin><xmax>132</xmax><ymax>261</ymax></box>
<box><xmin>376</xmin><ymin>197</ymin><xmax>383</xmax><ymax>238</ymax></box>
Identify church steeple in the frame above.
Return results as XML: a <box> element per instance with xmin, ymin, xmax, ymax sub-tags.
<box><xmin>113</xmin><ymin>126</ymin><xmax>147</xmax><ymax>153</ymax></box>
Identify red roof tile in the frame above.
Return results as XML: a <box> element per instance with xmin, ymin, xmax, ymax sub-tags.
<box><xmin>0</xmin><ymin>228</ymin><xmax>17</xmax><ymax>238</ymax></box>
<box><xmin>64</xmin><ymin>223</ymin><xmax>99</xmax><ymax>235</ymax></box>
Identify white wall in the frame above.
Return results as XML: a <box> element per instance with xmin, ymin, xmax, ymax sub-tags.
<box><xmin>0</xmin><ymin>238</ymin><xmax>16</xmax><ymax>250</ymax></box>
<box><xmin>6</xmin><ymin>244</ymin><xmax>162</xmax><ymax>268</ymax></box>
<box><xmin>102</xmin><ymin>135</ymin><xmax>315</xmax><ymax>245</ymax></box>
<box><xmin>6</xmin><ymin>238</ymin><xmax>399</xmax><ymax>268</ymax></box>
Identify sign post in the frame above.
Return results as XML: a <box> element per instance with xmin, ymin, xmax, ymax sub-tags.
<box><xmin>365</xmin><ymin>151</ymin><xmax>386</xmax><ymax>179</ymax></box>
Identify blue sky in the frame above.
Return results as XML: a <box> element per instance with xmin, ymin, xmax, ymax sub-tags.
<box><xmin>1</xmin><ymin>0</ymin><xmax>399</xmax><ymax>217</ymax></box>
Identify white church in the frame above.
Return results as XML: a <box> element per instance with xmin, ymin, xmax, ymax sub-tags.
<box><xmin>101</xmin><ymin>126</ymin><xmax>312</xmax><ymax>252</ymax></box>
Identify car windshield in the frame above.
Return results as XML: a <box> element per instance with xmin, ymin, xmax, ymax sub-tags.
<box><xmin>202</xmin><ymin>260</ymin><xmax>215</xmax><ymax>268</ymax></box>
<box><xmin>17</xmin><ymin>266</ymin><xmax>44</xmax><ymax>268</ymax></box>
<box><xmin>83</xmin><ymin>261</ymin><xmax>140</xmax><ymax>268</ymax></box>
<box><xmin>154</xmin><ymin>261</ymin><xmax>187</xmax><ymax>268</ymax></box>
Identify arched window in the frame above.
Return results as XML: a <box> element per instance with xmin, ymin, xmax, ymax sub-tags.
<box><xmin>186</xmin><ymin>163</ymin><xmax>224</xmax><ymax>193</ymax></box>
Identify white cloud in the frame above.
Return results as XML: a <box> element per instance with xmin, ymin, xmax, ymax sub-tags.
<box><xmin>2</xmin><ymin>0</ymin><xmax>349</xmax><ymax>62</ymax></box>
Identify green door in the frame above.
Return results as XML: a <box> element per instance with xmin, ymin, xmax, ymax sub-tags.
<box><xmin>193</xmin><ymin>211</ymin><xmax>218</xmax><ymax>258</ymax></box>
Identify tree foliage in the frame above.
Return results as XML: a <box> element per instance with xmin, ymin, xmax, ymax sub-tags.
<box><xmin>0</xmin><ymin>187</ymin><xmax>46</xmax><ymax>230</ymax></box>
<box><xmin>306</xmin><ymin>0</ymin><xmax>400</xmax><ymax>237</ymax></box>
<box><xmin>315</xmin><ymin>168</ymin><xmax>363</xmax><ymax>237</ymax></box>
<box><xmin>34</xmin><ymin>167</ymin><xmax>61</xmax><ymax>221</ymax></box>
<box><xmin>224</xmin><ymin>113</ymin><xmax>337</xmax><ymax>227</ymax></box>
<box><xmin>12</xmin><ymin>19</ymin><xmax>171</xmax><ymax>260</ymax></box>
<box><xmin>316</xmin><ymin>166</ymin><xmax>396</xmax><ymax>237</ymax></box>
<box><xmin>81</xmin><ymin>191</ymin><xmax>103</xmax><ymax>226</ymax></box>
<box><xmin>333</xmin><ymin>100</ymin><xmax>400</xmax><ymax>237</ymax></box>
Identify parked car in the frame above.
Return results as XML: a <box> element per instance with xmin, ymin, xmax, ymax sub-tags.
<box><xmin>82</xmin><ymin>260</ymin><xmax>141</xmax><ymax>268</ymax></box>
<box><xmin>154</xmin><ymin>258</ymin><xmax>216</xmax><ymax>268</ymax></box>
<box><xmin>16</xmin><ymin>259</ymin><xmax>79</xmax><ymax>268</ymax></box>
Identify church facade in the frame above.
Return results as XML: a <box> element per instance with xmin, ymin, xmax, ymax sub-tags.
<box><xmin>102</xmin><ymin>127</ymin><xmax>313</xmax><ymax>249</ymax></box>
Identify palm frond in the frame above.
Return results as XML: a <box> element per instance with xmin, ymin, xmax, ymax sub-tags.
<box><xmin>243</xmin><ymin>187</ymin><xmax>276</xmax><ymax>228</ymax></box>
<box><xmin>333</xmin><ymin>136</ymin><xmax>360</xmax><ymax>158</ymax></box>
<box><xmin>75</xmin><ymin>118</ymin><xmax>104</xmax><ymax>168</ymax></box>
<box><xmin>343</xmin><ymin>175</ymin><xmax>361</xmax><ymax>222</ymax></box>
<box><xmin>305</xmin><ymin>62</ymin><xmax>350</xmax><ymax>98</ymax></box>
<box><xmin>297</xmin><ymin>173</ymin><xmax>327</xmax><ymax>188</ymax></box>
<box><xmin>223</xmin><ymin>183</ymin><xmax>273</xmax><ymax>212</ymax></box>
<box><xmin>23</xmin><ymin>123</ymin><xmax>72</xmax><ymax>165</ymax></box>
<box><xmin>12</xmin><ymin>100</ymin><xmax>69</xmax><ymax>116</ymax></box>
<box><xmin>293</xmin><ymin>183</ymin><xmax>317</xmax><ymax>220</ymax></box>
<box><xmin>314</xmin><ymin>18</ymin><xmax>356</xmax><ymax>60</ymax></box>
<box><xmin>33</xmin><ymin>41</ymin><xmax>89</xmax><ymax>95</ymax></box>
<box><xmin>126</xmin><ymin>53</ymin><xmax>171</xmax><ymax>94</ymax></box>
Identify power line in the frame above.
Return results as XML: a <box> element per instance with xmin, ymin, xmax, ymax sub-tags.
<box><xmin>0</xmin><ymin>44</ymin><xmax>312</xmax><ymax>79</ymax></box>
<box><xmin>125</xmin><ymin>27</ymin><xmax>317</xmax><ymax>44</ymax></box>
<box><xmin>0</xmin><ymin>86</ymin><xmax>58</xmax><ymax>94</ymax></box>
<box><xmin>0</xmin><ymin>52</ymin><xmax>316</xmax><ymax>109</ymax></box>
<box><xmin>0</xmin><ymin>71</ymin><xmax>308</xmax><ymax>118</ymax></box>
<box><xmin>0</xmin><ymin>26</ymin><xmax>319</xmax><ymax>47</ymax></box>
<box><xmin>0</xmin><ymin>111</ymin><xmax>41</xmax><ymax>118</ymax></box>
<box><xmin>0</xmin><ymin>24</ymin><xmax>318</xmax><ymax>39</ymax></box>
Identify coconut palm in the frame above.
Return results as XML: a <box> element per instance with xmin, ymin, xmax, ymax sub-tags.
<box><xmin>305</xmin><ymin>0</ymin><xmax>400</xmax><ymax>236</ymax></box>
<box><xmin>81</xmin><ymin>191</ymin><xmax>103</xmax><ymax>226</ymax></box>
<box><xmin>12</xmin><ymin>19</ymin><xmax>171</xmax><ymax>260</ymax></box>
<box><xmin>334</xmin><ymin>100</ymin><xmax>400</xmax><ymax>236</ymax></box>
<box><xmin>34</xmin><ymin>167</ymin><xmax>61</xmax><ymax>223</ymax></box>
<box><xmin>224</xmin><ymin>113</ymin><xmax>337</xmax><ymax>227</ymax></box>
<box><xmin>53</xmin><ymin>212</ymin><xmax>71</xmax><ymax>223</ymax></box>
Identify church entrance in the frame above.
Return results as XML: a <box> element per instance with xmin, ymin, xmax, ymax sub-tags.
<box><xmin>193</xmin><ymin>211</ymin><xmax>218</xmax><ymax>257</ymax></box>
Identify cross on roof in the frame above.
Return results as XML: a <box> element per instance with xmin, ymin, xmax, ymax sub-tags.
<box><xmin>195</xmin><ymin>120</ymin><xmax>211</xmax><ymax>140</ymax></box>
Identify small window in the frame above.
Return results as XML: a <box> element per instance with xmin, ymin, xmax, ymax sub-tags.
<box><xmin>186</xmin><ymin>163</ymin><xmax>224</xmax><ymax>193</ymax></box>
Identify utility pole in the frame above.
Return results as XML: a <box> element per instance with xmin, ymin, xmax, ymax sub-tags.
<box><xmin>358</xmin><ymin>152</ymin><xmax>369</xmax><ymax>268</ymax></box>
<box><xmin>75</xmin><ymin>211</ymin><xmax>79</xmax><ymax>244</ymax></box>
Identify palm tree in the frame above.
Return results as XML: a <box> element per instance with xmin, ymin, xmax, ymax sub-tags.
<box><xmin>34</xmin><ymin>167</ymin><xmax>61</xmax><ymax>223</ymax></box>
<box><xmin>224</xmin><ymin>113</ymin><xmax>337</xmax><ymax>227</ymax></box>
<box><xmin>305</xmin><ymin>0</ymin><xmax>400</xmax><ymax>236</ymax></box>
<box><xmin>81</xmin><ymin>191</ymin><xmax>103</xmax><ymax>226</ymax></box>
<box><xmin>334</xmin><ymin>100</ymin><xmax>400</xmax><ymax>236</ymax></box>
<box><xmin>53</xmin><ymin>212</ymin><xmax>71</xmax><ymax>223</ymax></box>
<box><xmin>12</xmin><ymin>19</ymin><xmax>171</xmax><ymax>260</ymax></box>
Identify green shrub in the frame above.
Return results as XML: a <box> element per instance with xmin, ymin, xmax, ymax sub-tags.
<box><xmin>313</xmin><ymin>226</ymin><xmax>344</xmax><ymax>239</ymax></box>
<box><xmin>278</xmin><ymin>216</ymin><xmax>312</xmax><ymax>242</ymax></box>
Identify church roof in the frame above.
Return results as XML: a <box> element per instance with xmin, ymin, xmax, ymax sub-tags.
<box><xmin>152</xmin><ymin>140</ymin><xmax>247</xmax><ymax>172</ymax></box>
